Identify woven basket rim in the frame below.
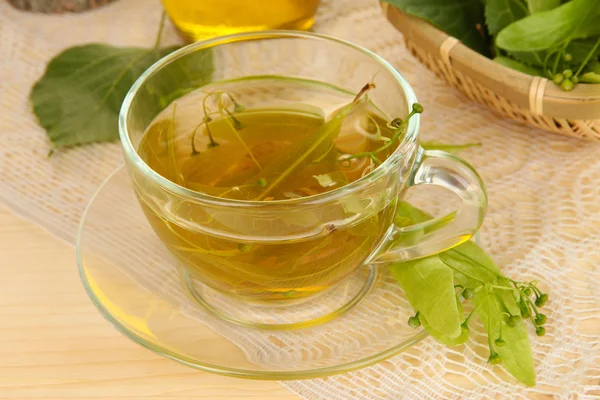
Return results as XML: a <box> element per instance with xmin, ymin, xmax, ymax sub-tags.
<box><xmin>382</xmin><ymin>2</ymin><xmax>600</xmax><ymax>120</ymax></box>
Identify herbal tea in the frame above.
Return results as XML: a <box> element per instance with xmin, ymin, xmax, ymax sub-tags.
<box><xmin>136</xmin><ymin>78</ymin><xmax>420</xmax><ymax>302</ymax></box>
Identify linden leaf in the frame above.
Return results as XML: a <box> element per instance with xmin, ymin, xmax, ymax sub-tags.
<box><xmin>31</xmin><ymin>44</ymin><xmax>182</xmax><ymax>148</ymax></box>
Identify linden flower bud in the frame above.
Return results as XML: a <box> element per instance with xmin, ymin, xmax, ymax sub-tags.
<box><xmin>461</xmin><ymin>324</ymin><xmax>470</xmax><ymax>335</ymax></box>
<box><xmin>561</xmin><ymin>79</ymin><xmax>574</xmax><ymax>92</ymax></box>
<box><xmin>233</xmin><ymin>102</ymin><xmax>245</xmax><ymax>113</ymax></box>
<box><xmin>535</xmin><ymin>294</ymin><xmax>548</xmax><ymax>307</ymax></box>
<box><xmin>256</xmin><ymin>178</ymin><xmax>268</xmax><ymax>187</ymax></box>
<box><xmin>408</xmin><ymin>315</ymin><xmax>421</xmax><ymax>329</ymax></box>
<box><xmin>536</xmin><ymin>326</ymin><xmax>546</xmax><ymax>336</ymax></box>
<box><xmin>462</xmin><ymin>287</ymin><xmax>475</xmax><ymax>299</ymax></box>
<box><xmin>488</xmin><ymin>353</ymin><xmax>502</xmax><ymax>365</ymax></box>
<box><xmin>535</xmin><ymin>314</ymin><xmax>547</xmax><ymax>325</ymax></box>
<box><xmin>520</xmin><ymin>301</ymin><xmax>532</xmax><ymax>318</ymax></box>
<box><xmin>553</xmin><ymin>74</ymin><xmax>564</xmax><ymax>85</ymax></box>
<box><xmin>412</xmin><ymin>103</ymin><xmax>424</xmax><ymax>114</ymax></box>
<box><xmin>507</xmin><ymin>315</ymin><xmax>521</xmax><ymax>327</ymax></box>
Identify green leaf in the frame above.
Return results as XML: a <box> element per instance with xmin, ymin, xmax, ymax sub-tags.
<box><xmin>566</xmin><ymin>38</ymin><xmax>600</xmax><ymax>65</ymax></box>
<box><xmin>508</xmin><ymin>50</ymin><xmax>546</xmax><ymax>67</ymax></box>
<box><xmin>496</xmin><ymin>0</ymin><xmax>600</xmax><ymax>52</ymax></box>
<box><xmin>384</xmin><ymin>0</ymin><xmax>489</xmax><ymax>55</ymax></box>
<box><xmin>420</xmin><ymin>294</ymin><xmax>470</xmax><ymax>346</ymax></box>
<box><xmin>474</xmin><ymin>292</ymin><xmax>536</xmax><ymax>386</ymax></box>
<box><xmin>390</xmin><ymin>256</ymin><xmax>462</xmax><ymax>338</ymax></box>
<box><xmin>393</xmin><ymin>201</ymin><xmax>537</xmax><ymax>385</ymax></box>
<box><xmin>485</xmin><ymin>0</ymin><xmax>529</xmax><ymax>35</ymax></box>
<box><xmin>587</xmin><ymin>60</ymin><xmax>600</xmax><ymax>74</ymax></box>
<box><xmin>493</xmin><ymin>56</ymin><xmax>545</xmax><ymax>76</ymax></box>
<box><xmin>394</xmin><ymin>201</ymin><xmax>504</xmax><ymax>284</ymax></box>
<box><xmin>580</xmin><ymin>71</ymin><xmax>600</xmax><ymax>83</ymax></box>
<box><xmin>526</xmin><ymin>0</ymin><xmax>560</xmax><ymax>13</ymax></box>
<box><xmin>31</xmin><ymin>45</ymin><xmax>176</xmax><ymax>148</ymax></box>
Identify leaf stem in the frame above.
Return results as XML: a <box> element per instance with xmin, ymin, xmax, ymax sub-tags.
<box><xmin>153</xmin><ymin>12</ymin><xmax>167</xmax><ymax>51</ymax></box>
<box><xmin>491</xmin><ymin>284</ymin><xmax>518</xmax><ymax>292</ymax></box>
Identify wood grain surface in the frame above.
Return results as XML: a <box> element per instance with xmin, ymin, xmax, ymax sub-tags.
<box><xmin>0</xmin><ymin>204</ymin><xmax>298</xmax><ymax>399</ymax></box>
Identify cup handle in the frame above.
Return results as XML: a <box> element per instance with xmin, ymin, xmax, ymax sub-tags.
<box><xmin>370</xmin><ymin>148</ymin><xmax>487</xmax><ymax>265</ymax></box>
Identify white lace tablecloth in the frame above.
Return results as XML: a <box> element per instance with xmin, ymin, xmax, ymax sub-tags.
<box><xmin>1</xmin><ymin>0</ymin><xmax>599</xmax><ymax>398</ymax></box>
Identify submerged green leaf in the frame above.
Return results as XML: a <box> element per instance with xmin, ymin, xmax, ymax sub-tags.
<box><xmin>496</xmin><ymin>0</ymin><xmax>600</xmax><ymax>52</ymax></box>
<box><xmin>390</xmin><ymin>256</ymin><xmax>462</xmax><ymax>338</ymax></box>
<box><xmin>384</xmin><ymin>0</ymin><xmax>489</xmax><ymax>55</ymax></box>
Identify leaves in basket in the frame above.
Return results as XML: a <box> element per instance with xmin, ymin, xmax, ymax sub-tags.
<box><xmin>496</xmin><ymin>0</ymin><xmax>600</xmax><ymax>52</ymax></box>
<box><xmin>390</xmin><ymin>201</ymin><xmax>547</xmax><ymax>386</ymax></box>
<box><xmin>484</xmin><ymin>0</ymin><xmax>528</xmax><ymax>36</ymax></box>
<box><xmin>383</xmin><ymin>0</ymin><xmax>489</xmax><ymax>55</ymax></box>
<box><xmin>385</xmin><ymin>0</ymin><xmax>600</xmax><ymax>90</ymax></box>
<box><xmin>526</xmin><ymin>0</ymin><xmax>561</xmax><ymax>14</ymax></box>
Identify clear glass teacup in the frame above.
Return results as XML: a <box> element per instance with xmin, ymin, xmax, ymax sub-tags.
<box><xmin>119</xmin><ymin>31</ymin><xmax>487</xmax><ymax>318</ymax></box>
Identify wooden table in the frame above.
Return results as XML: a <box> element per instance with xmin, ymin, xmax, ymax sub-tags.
<box><xmin>0</xmin><ymin>205</ymin><xmax>298</xmax><ymax>399</ymax></box>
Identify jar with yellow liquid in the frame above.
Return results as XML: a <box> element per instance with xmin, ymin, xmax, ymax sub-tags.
<box><xmin>161</xmin><ymin>0</ymin><xmax>321</xmax><ymax>42</ymax></box>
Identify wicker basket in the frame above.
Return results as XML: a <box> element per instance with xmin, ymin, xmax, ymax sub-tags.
<box><xmin>381</xmin><ymin>2</ymin><xmax>600</xmax><ymax>140</ymax></box>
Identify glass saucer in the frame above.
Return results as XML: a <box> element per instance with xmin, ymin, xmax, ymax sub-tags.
<box><xmin>77</xmin><ymin>165</ymin><xmax>427</xmax><ymax>379</ymax></box>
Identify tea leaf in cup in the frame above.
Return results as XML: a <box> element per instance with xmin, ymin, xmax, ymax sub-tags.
<box><xmin>248</xmin><ymin>97</ymin><xmax>356</xmax><ymax>200</ymax></box>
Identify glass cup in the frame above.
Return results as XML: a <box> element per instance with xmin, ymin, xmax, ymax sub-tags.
<box><xmin>119</xmin><ymin>31</ymin><xmax>487</xmax><ymax>326</ymax></box>
<box><xmin>161</xmin><ymin>0</ymin><xmax>320</xmax><ymax>41</ymax></box>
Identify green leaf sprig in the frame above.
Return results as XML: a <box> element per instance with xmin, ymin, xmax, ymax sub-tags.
<box><xmin>390</xmin><ymin>202</ymin><xmax>549</xmax><ymax>387</ymax></box>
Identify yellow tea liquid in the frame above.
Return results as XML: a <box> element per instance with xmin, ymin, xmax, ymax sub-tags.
<box><xmin>137</xmin><ymin>78</ymin><xmax>398</xmax><ymax>302</ymax></box>
<box><xmin>161</xmin><ymin>0</ymin><xmax>320</xmax><ymax>41</ymax></box>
